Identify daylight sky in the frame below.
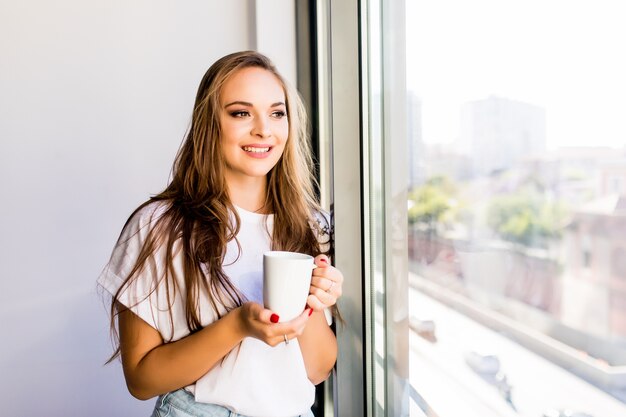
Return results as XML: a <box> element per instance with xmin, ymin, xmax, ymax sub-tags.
<box><xmin>405</xmin><ymin>0</ymin><xmax>626</xmax><ymax>149</ymax></box>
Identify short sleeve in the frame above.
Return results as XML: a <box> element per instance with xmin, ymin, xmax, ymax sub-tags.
<box><xmin>97</xmin><ymin>203</ymin><xmax>178</xmax><ymax>339</ymax></box>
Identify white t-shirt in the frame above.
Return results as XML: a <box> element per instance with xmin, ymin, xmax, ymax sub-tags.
<box><xmin>98</xmin><ymin>202</ymin><xmax>330</xmax><ymax>417</ymax></box>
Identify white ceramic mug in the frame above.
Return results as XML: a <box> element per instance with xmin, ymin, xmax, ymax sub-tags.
<box><xmin>263</xmin><ymin>251</ymin><xmax>315</xmax><ymax>322</ymax></box>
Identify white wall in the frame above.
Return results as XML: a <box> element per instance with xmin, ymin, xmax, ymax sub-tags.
<box><xmin>0</xmin><ymin>1</ymin><xmax>295</xmax><ymax>415</ymax></box>
<box><xmin>254</xmin><ymin>0</ymin><xmax>297</xmax><ymax>85</ymax></box>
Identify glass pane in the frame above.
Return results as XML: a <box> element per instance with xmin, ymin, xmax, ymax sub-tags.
<box><xmin>366</xmin><ymin>0</ymin><xmax>388</xmax><ymax>414</ymax></box>
<box><xmin>406</xmin><ymin>1</ymin><xmax>626</xmax><ymax>417</ymax></box>
<box><xmin>365</xmin><ymin>0</ymin><xmax>410</xmax><ymax>416</ymax></box>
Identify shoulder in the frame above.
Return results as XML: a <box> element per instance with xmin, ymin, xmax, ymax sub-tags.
<box><xmin>131</xmin><ymin>200</ymin><xmax>170</xmax><ymax>229</ymax></box>
<box><xmin>120</xmin><ymin>200</ymin><xmax>171</xmax><ymax>243</ymax></box>
<box><xmin>102</xmin><ymin>200</ymin><xmax>172</xmax><ymax>269</ymax></box>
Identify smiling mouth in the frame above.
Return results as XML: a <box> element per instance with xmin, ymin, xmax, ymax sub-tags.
<box><xmin>242</xmin><ymin>146</ymin><xmax>271</xmax><ymax>153</ymax></box>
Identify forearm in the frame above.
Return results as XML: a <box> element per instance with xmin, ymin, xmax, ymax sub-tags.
<box><xmin>121</xmin><ymin>307</ymin><xmax>245</xmax><ymax>400</ymax></box>
<box><xmin>297</xmin><ymin>311</ymin><xmax>337</xmax><ymax>385</ymax></box>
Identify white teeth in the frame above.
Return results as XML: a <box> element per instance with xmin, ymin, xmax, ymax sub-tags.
<box><xmin>243</xmin><ymin>146</ymin><xmax>270</xmax><ymax>153</ymax></box>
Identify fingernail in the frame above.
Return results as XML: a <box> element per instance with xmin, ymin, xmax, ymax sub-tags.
<box><xmin>308</xmin><ymin>308</ymin><xmax>313</xmax><ymax>317</ymax></box>
<box><xmin>270</xmin><ymin>314</ymin><xmax>279</xmax><ymax>323</ymax></box>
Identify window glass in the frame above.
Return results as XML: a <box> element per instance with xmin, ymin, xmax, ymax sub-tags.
<box><xmin>365</xmin><ymin>0</ymin><xmax>410</xmax><ymax>415</ymax></box>
<box><xmin>404</xmin><ymin>1</ymin><xmax>626</xmax><ymax>416</ymax></box>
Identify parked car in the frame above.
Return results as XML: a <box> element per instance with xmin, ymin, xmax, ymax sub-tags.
<box><xmin>409</xmin><ymin>316</ymin><xmax>437</xmax><ymax>341</ymax></box>
<box><xmin>464</xmin><ymin>350</ymin><xmax>501</xmax><ymax>374</ymax></box>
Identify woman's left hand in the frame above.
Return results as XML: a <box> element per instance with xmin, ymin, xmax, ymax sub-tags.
<box><xmin>307</xmin><ymin>254</ymin><xmax>344</xmax><ymax>311</ymax></box>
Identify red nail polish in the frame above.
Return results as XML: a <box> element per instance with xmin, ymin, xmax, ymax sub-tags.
<box><xmin>308</xmin><ymin>309</ymin><xmax>313</xmax><ymax>317</ymax></box>
<box><xmin>270</xmin><ymin>314</ymin><xmax>279</xmax><ymax>323</ymax></box>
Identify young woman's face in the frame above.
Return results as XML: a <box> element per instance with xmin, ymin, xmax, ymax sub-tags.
<box><xmin>219</xmin><ymin>67</ymin><xmax>289</xmax><ymax>185</ymax></box>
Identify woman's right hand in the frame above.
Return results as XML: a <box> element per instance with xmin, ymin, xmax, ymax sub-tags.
<box><xmin>237</xmin><ymin>302</ymin><xmax>312</xmax><ymax>346</ymax></box>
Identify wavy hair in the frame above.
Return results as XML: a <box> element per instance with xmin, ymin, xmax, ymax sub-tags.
<box><xmin>106</xmin><ymin>51</ymin><xmax>331</xmax><ymax>362</ymax></box>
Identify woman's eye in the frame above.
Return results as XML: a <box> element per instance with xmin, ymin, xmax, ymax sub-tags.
<box><xmin>230</xmin><ymin>111</ymin><xmax>250</xmax><ymax>118</ymax></box>
<box><xmin>271</xmin><ymin>110</ymin><xmax>286</xmax><ymax>119</ymax></box>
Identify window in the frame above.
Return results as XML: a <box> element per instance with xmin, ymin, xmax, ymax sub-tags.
<box><xmin>327</xmin><ymin>0</ymin><xmax>626</xmax><ymax>416</ymax></box>
<box><xmin>402</xmin><ymin>1</ymin><xmax>626</xmax><ymax>416</ymax></box>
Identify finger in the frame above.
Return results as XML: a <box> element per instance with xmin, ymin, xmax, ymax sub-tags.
<box><xmin>264</xmin><ymin>308</ymin><xmax>311</xmax><ymax>334</ymax></box>
<box><xmin>291</xmin><ymin>310</ymin><xmax>313</xmax><ymax>335</ymax></box>
<box><xmin>310</xmin><ymin>276</ymin><xmax>334</xmax><ymax>290</ymax></box>
<box><xmin>311</xmin><ymin>285</ymin><xmax>336</xmax><ymax>305</ymax></box>
<box><xmin>256</xmin><ymin>307</ymin><xmax>280</xmax><ymax>324</ymax></box>
<box><xmin>270</xmin><ymin>310</ymin><xmax>311</xmax><ymax>344</ymax></box>
<box><xmin>267</xmin><ymin>333</ymin><xmax>289</xmax><ymax>347</ymax></box>
<box><xmin>312</xmin><ymin>267</ymin><xmax>328</xmax><ymax>278</ymax></box>
<box><xmin>314</xmin><ymin>254</ymin><xmax>330</xmax><ymax>268</ymax></box>
<box><xmin>307</xmin><ymin>294</ymin><xmax>329</xmax><ymax>311</ymax></box>
<box><xmin>312</xmin><ymin>264</ymin><xmax>341</xmax><ymax>280</ymax></box>
<box><xmin>281</xmin><ymin>308</ymin><xmax>311</xmax><ymax>328</ymax></box>
<box><xmin>310</xmin><ymin>275</ymin><xmax>341</xmax><ymax>298</ymax></box>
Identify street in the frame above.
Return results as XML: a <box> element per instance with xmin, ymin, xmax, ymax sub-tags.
<box><xmin>408</xmin><ymin>278</ymin><xmax>626</xmax><ymax>417</ymax></box>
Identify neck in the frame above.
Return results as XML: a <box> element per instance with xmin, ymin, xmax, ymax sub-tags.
<box><xmin>225</xmin><ymin>174</ymin><xmax>269</xmax><ymax>213</ymax></box>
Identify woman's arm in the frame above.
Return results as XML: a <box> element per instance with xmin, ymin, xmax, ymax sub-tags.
<box><xmin>118</xmin><ymin>302</ymin><xmax>311</xmax><ymax>400</ymax></box>
<box><xmin>297</xmin><ymin>311</ymin><xmax>337</xmax><ymax>385</ymax></box>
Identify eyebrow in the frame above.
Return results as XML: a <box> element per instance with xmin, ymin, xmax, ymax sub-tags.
<box><xmin>224</xmin><ymin>100</ymin><xmax>286</xmax><ymax>108</ymax></box>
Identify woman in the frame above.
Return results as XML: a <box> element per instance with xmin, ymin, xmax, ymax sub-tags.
<box><xmin>98</xmin><ymin>51</ymin><xmax>343</xmax><ymax>417</ymax></box>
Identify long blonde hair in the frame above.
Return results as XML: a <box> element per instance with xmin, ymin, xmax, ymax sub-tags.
<box><xmin>106</xmin><ymin>51</ymin><xmax>330</xmax><ymax>361</ymax></box>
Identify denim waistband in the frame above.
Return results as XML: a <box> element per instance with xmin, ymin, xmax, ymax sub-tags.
<box><xmin>151</xmin><ymin>388</ymin><xmax>314</xmax><ymax>417</ymax></box>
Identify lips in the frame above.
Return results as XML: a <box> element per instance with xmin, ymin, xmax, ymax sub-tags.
<box><xmin>241</xmin><ymin>144</ymin><xmax>274</xmax><ymax>159</ymax></box>
<box><xmin>242</xmin><ymin>146</ymin><xmax>270</xmax><ymax>153</ymax></box>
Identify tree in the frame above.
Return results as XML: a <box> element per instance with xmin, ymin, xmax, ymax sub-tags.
<box><xmin>487</xmin><ymin>193</ymin><xmax>565</xmax><ymax>247</ymax></box>
<box><xmin>408</xmin><ymin>176</ymin><xmax>458</xmax><ymax>233</ymax></box>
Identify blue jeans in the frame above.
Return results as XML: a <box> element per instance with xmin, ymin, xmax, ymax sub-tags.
<box><xmin>151</xmin><ymin>388</ymin><xmax>315</xmax><ymax>417</ymax></box>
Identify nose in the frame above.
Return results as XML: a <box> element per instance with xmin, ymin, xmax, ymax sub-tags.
<box><xmin>251</xmin><ymin>115</ymin><xmax>272</xmax><ymax>138</ymax></box>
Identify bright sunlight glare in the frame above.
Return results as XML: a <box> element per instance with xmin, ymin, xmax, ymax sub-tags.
<box><xmin>406</xmin><ymin>0</ymin><xmax>626</xmax><ymax>149</ymax></box>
